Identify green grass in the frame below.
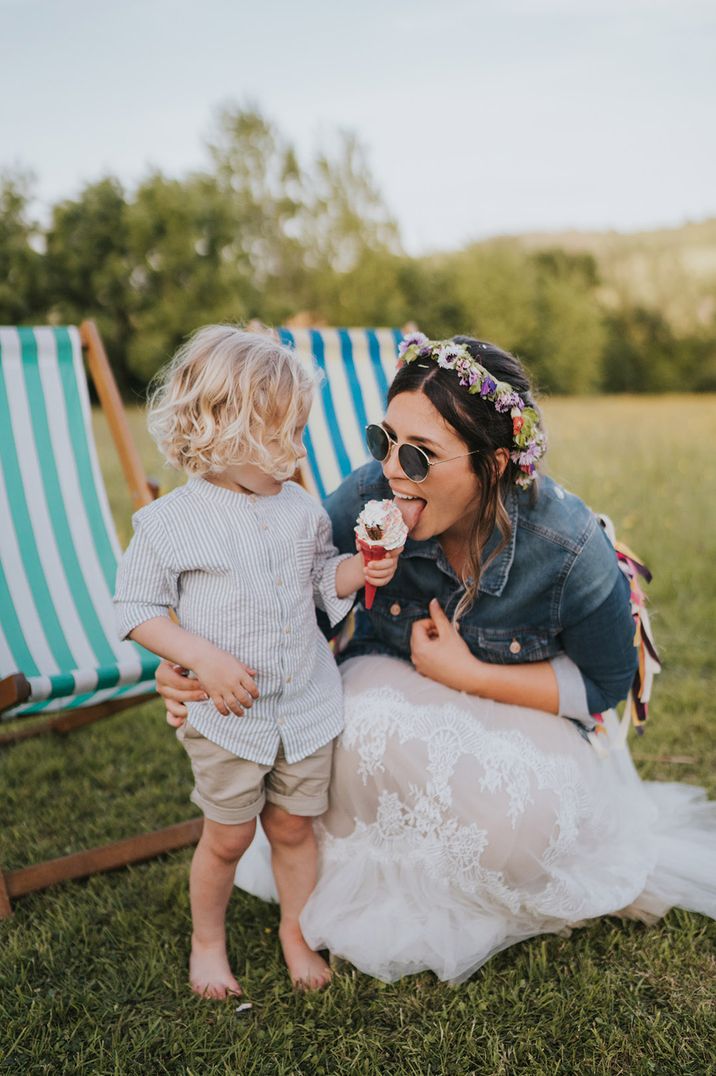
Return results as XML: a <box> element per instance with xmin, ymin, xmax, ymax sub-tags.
<box><xmin>1</xmin><ymin>397</ymin><xmax>715</xmax><ymax>1075</ymax></box>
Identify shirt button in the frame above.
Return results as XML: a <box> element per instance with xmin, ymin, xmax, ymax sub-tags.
<box><xmin>390</xmin><ymin>602</ymin><xmax>401</xmax><ymax>616</ymax></box>
<box><xmin>509</xmin><ymin>639</ymin><xmax>522</xmax><ymax>654</ymax></box>
<box><xmin>284</xmin><ymin>626</ymin><xmax>290</xmax><ymax>634</ymax></box>
<box><xmin>276</xmin><ymin>578</ymin><xmax>283</xmax><ymax>587</ymax></box>
<box><xmin>285</xmin><ymin>676</ymin><xmax>292</xmax><ymax>683</ymax></box>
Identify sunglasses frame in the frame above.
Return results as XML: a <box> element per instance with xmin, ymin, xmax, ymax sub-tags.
<box><xmin>365</xmin><ymin>423</ymin><xmax>481</xmax><ymax>484</ymax></box>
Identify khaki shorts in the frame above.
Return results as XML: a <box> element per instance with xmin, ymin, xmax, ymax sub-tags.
<box><xmin>176</xmin><ymin>722</ymin><xmax>334</xmax><ymax>825</ymax></box>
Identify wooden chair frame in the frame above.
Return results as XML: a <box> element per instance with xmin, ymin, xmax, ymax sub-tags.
<box><xmin>0</xmin><ymin>320</ymin><xmax>202</xmax><ymax>916</ymax></box>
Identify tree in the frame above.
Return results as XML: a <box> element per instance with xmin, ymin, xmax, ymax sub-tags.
<box><xmin>125</xmin><ymin>171</ymin><xmax>258</xmax><ymax>382</ymax></box>
<box><xmin>0</xmin><ymin>171</ymin><xmax>46</xmax><ymax>322</ymax></box>
<box><xmin>44</xmin><ymin>177</ymin><xmax>135</xmax><ymax>392</ymax></box>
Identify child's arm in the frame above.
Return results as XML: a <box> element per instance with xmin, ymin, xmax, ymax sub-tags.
<box><xmin>130</xmin><ymin>617</ymin><xmax>259</xmax><ymax>718</ymax></box>
<box><xmin>334</xmin><ymin>550</ymin><xmax>401</xmax><ymax>598</ymax></box>
<box><xmin>114</xmin><ymin>510</ymin><xmax>257</xmax><ymax>717</ymax></box>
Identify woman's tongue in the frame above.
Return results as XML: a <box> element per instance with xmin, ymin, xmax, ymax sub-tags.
<box><xmin>395</xmin><ymin>495</ymin><xmax>426</xmax><ymax>533</ymax></box>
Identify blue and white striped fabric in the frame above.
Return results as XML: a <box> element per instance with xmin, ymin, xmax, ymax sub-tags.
<box><xmin>278</xmin><ymin>328</ymin><xmax>403</xmax><ymax>499</ymax></box>
<box><xmin>0</xmin><ymin>326</ymin><xmax>159</xmax><ymax>719</ymax></box>
<box><xmin>114</xmin><ymin>477</ymin><xmax>353</xmax><ymax>764</ymax></box>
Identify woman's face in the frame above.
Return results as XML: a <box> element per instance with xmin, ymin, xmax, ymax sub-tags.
<box><xmin>381</xmin><ymin>390</ymin><xmax>481</xmax><ymax>542</ymax></box>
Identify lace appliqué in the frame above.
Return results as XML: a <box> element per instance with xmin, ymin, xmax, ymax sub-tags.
<box><xmin>318</xmin><ymin>686</ymin><xmax>613</xmax><ymax>917</ymax></box>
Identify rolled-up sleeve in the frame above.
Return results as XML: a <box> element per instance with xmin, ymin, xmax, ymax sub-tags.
<box><xmin>550</xmin><ymin>652</ymin><xmax>593</xmax><ymax>727</ymax></box>
<box><xmin>312</xmin><ymin>508</ymin><xmax>356</xmax><ymax>627</ymax></box>
<box><xmin>113</xmin><ymin>514</ymin><xmax>179</xmax><ymax>640</ymax></box>
<box><xmin>558</xmin><ymin>520</ymin><xmax>638</xmax><ymax>715</ymax></box>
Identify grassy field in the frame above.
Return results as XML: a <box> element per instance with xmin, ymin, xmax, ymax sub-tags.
<box><xmin>1</xmin><ymin>396</ymin><xmax>715</xmax><ymax>1075</ymax></box>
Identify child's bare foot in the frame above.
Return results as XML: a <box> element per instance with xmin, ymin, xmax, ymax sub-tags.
<box><xmin>279</xmin><ymin>922</ymin><xmax>332</xmax><ymax>991</ymax></box>
<box><xmin>190</xmin><ymin>938</ymin><xmax>242</xmax><ymax>1000</ymax></box>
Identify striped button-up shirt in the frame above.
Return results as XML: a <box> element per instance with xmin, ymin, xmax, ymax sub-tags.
<box><xmin>114</xmin><ymin>477</ymin><xmax>354</xmax><ymax>764</ymax></box>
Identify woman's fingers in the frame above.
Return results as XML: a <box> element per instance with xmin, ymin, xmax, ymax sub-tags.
<box><xmin>411</xmin><ymin>617</ymin><xmax>438</xmax><ymax>649</ymax></box>
<box><xmin>156</xmin><ymin>682</ymin><xmax>208</xmax><ymax>703</ymax></box>
<box><xmin>156</xmin><ymin>660</ymin><xmax>191</xmax><ymax>690</ymax></box>
<box><xmin>164</xmin><ymin>697</ymin><xmax>188</xmax><ymax>726</ymax></box>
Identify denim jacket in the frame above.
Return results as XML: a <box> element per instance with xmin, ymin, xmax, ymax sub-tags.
<box><xmin>322</xmin><ymin>461</ymin><xmax>638</xmax><ymax>728</ymax></box>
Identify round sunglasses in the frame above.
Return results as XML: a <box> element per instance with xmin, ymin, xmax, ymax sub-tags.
<box><xmin>365</xmin><ymin>423</ymin><xmax>480</xmax><ymax>484</ymax></box>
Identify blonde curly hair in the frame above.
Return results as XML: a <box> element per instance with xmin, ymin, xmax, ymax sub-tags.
<box><xmin>147</xmin><ymin>325</ymin><xmax>316</xmax><ymax>480</ymax></box>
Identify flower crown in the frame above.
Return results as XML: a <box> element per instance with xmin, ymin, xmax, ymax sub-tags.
<box><xmin>397</xmin><ymin>332</ymin><xmax>546</xmax><ymax>488</ymax></box>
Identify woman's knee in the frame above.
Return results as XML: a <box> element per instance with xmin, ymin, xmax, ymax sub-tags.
<box><xmin>202</xmin><ymin>816</ymin><xmax>257</xmax><ymax>861</ymax></box>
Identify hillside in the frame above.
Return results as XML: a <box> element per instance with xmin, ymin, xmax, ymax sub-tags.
<box><xmin>469</xmin><ymin>218</ymin><xmax>716</xmax><ymax>333</ymax></box>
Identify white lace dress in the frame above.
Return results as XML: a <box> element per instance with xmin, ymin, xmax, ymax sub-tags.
<box><xmin>234</xmin><ymin>654</ymin><xmax>716</xmax><ymax>983</ymax></box>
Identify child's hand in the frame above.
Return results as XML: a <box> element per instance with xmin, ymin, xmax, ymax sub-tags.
<box><xmin>363</xmin><ymin>546</ymin><xmax>403</xmax><ymax>589</ymax></box>
<box><xmin>191</xmin><ymin>645</ymin><xmax>259</xmax><ymax>717</ymax></box>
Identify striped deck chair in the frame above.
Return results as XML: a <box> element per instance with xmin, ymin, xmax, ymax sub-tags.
<box><xmin>0</xmin><ymin>322</ymin><xmax>201</xmax><ymax>917</ymax></box>
<box><xmin>278</xmin><ymin>327</ymin><xmax>403</xmax><ymax>497</ymax></box>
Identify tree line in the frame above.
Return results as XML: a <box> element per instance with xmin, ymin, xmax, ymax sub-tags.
<box><xmin>2</xmin><ymin>105</ymin><xmax>714</xmax><ymax>397</ymax></box>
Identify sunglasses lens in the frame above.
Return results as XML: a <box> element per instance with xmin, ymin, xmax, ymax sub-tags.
<box><xmin>366</xmin><ymin>424</ymin><xmax>390</xmax><ymax>462</ymax></box>
<box><xmin>399</xmin><ymin>443</ymin><xmax>429</xmax><ymax>483</ymax></box>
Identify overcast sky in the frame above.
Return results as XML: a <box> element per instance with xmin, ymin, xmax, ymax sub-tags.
<box><xmin>1</xmin><ymin>0</ymin><xmax>714</xmax><ymax>254</ymax></box>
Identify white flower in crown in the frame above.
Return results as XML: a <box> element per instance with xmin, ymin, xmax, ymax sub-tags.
<box><xmin>436</xmin><ymin>343</ymin><xmax>462</xmax><ymax>369</ymax></box>
<box><xmin>397</xmin><ymin>331</ymin><xmax>429</xmax><ymax>358</ymax></box>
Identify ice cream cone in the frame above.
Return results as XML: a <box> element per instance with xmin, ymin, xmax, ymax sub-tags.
<box><xmin>357</xmin><ymin>537</ymin><xmax>386</xmax><ymax>609</ymax></box>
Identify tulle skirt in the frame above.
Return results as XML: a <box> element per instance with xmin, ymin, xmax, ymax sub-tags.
<box><xmin>235</xmin><ymin>655</ymin><xmax>716</xmax><ymax>983</ymax></box>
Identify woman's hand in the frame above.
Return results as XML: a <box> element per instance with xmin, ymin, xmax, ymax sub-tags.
<box><xmin>410</xmin><ymin>598</ymin><xmax>482</xmax><ymax>693</ymax></box>
<box><xmin>155</xmin><ymin>661</ymin><xmax>205</xmax><ymax>727</ymax></box>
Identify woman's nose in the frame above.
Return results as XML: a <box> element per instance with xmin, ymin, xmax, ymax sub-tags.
<box><xmin>380</xmin><ymin>442</ymin><xmax>403</xmax><ymax>480</ymax></box>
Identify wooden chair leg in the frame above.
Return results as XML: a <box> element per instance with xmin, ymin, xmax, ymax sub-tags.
<box><xmin>0</xmin><ymin>692</ymin><xmax>157</xmax><ymax>747</ymax></box>
<box><xmin>0</xmin><ymin>818</ymin><xmax>204</xmax><ymax>918</ymax></box>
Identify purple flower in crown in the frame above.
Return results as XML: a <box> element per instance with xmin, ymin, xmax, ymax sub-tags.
<box><xmin>517</xmin><ymin>443</ymin><xmax>540</xmax><ymax>466</ymax></box>
<box><xmin>494</xmin><ymin>391</ymin><xmax>525</xmax><ymax>413</ymax></box>
<box><xmin>480</xmin><ymin>375</ymin><xmax>497</xmax><ymax>397</ymax></box>
<box><xmin>397</xmin><ymin>331</ymin><xmax>429</xmax><ymax>358</ymax></box>
<box><xmin>468</xmin><ymin>368</ymin><xmax>481</xmax><ymax>388</ymax></box>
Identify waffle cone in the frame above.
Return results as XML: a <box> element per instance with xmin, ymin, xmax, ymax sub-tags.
<box><xmin>357</xmin><ymin>537</ymin><xmax>387</xmax><ymax>610</ymax></box>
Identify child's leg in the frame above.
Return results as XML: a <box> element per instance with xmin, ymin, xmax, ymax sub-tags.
<box><xmin>177</xmin><ymin>723</ymin><xmax>270</xmax><ymax>999</ymax></box>
<box><xmin>189</xmin><ymin>816</ymin><xmax>256</xmax><ymax>999</ymax></box>
<box><xmin>261</xmin><ymin>803</ymin><xmax>331</xmax><ymax>990</ymax></box>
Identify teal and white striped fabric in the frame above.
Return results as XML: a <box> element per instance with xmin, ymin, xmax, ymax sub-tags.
<box><xmin>278</xmin><ymin>328</ymin><xmax>402</xmax><ymax>499</ymax></box>
<box><xmin>0</xmin><ymin>326</ymin><xmax>159</xmax><ymax>719</ymax></box>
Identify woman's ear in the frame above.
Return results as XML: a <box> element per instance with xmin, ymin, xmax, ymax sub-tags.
<box><xmin>494</xmin><ymin>447</ymin><xmax>510</xmax><ymax>477</ymax></box>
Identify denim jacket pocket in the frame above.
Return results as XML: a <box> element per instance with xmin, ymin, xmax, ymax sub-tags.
<box><xmin>369</xmin><ymin>591</ymin><xmax>430</xmax><ymax>652</ymax></box>
<box><xmin>465</xmin><ymin>625</ymin><xmax>556</xmax><ymax>664</ymax></box>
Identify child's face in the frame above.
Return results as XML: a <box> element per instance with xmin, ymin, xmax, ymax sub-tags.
<box><xmin>219</xmin><ymin>422</ymin><xmax>307</xmax><ymax>496</ymax></box>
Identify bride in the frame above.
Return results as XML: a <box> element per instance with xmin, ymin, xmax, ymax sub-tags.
<box><xmin>158</xmin><ymin>334</ymin><xmax>716</xmax><ymax>983</ymax></box>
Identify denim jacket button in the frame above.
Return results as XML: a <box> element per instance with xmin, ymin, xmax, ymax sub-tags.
<box><xmin>390</xmin><ymin>602</ymin><xmax>402</xmax><ymax>616</ymax></box>
<box><xmin>509</xmin><ymin>638</ymin><xmax>522</xmax><ymax>654</ymax></box>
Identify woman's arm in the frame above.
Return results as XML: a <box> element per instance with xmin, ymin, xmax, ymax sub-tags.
<box><xmin>410</xmin><ymin>599</ymin><xmax>560</xmax><ymax>712</ymax></box>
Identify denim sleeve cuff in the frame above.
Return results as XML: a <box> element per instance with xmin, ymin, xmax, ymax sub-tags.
<box><xmin>551</xmin><ymin>653</ymin><xmax>597</xmax><ymax>730</ymax></box>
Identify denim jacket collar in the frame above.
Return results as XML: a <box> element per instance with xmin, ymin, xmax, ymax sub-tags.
<box><xmin>358</xmin><ymin>466</ymin><xmax>519</xmax><ymax>598</ymax></box>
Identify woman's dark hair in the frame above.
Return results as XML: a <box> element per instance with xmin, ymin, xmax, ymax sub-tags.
<box><xmin>387</xmin><ymin>337</ymin><xmax>542</xmax><ymax>620</ymax></box>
